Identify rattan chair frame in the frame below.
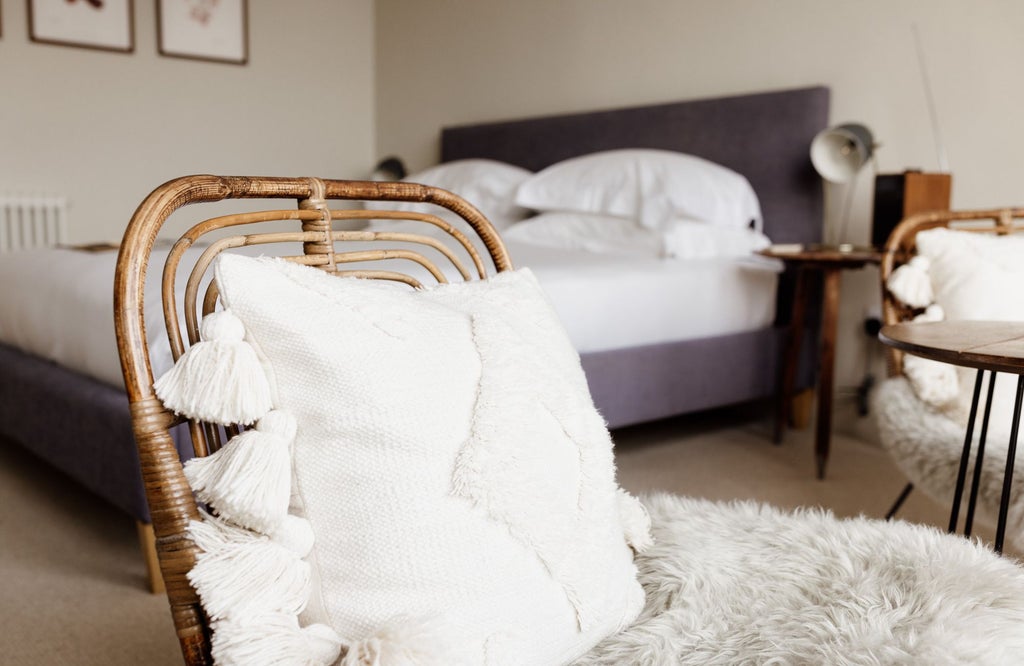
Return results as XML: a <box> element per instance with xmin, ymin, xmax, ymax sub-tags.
<box><xmin>113</xmin><ymin>175</ymin><xmax>513</xmax><ymax>665</ymax></box>
<box><xmin>879</xmin><ymin>207</ymin><xmax>1024</xmax><ymax>376</ymax></box>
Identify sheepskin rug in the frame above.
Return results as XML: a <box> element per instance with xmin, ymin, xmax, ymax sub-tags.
<box><xmin>576</xmin><ymin>493</ymin><xmax>1024</xmax><ymax>665</ymax></box>
<box><xmin>874</xmin><ymin>376</ymin><xmax>1024</xmax><ymax>551</ymax></box>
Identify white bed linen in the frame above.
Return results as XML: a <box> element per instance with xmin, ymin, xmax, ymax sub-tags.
<box><xmin>0</xmin><ymin>242</ymin><xmax>780</xmax><ymax>389</ymax></box>
<box><xmin>507</xmin><ymin>242</ymin><xmax>780</xmax><ymax>354</ymax></box>
<box><xmin>0</xmin><ymin>243</ymin><xmax>206</xmax><ymax>389</ymax></box>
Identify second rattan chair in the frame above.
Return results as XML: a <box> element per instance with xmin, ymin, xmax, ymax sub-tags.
<box><xmin>875</xmin><ymin>208</ymin><xmax>1024</xmax><ymax>550</ymax></box>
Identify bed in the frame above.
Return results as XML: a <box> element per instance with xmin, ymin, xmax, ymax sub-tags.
<box><xmin>0</xmin><ymin>85</ymin><xmax>827</xmax><ymax>588</ymax></box>
<box><xmin>440</xmin><ymin>85</ymin><xmax>827</xmax><ymax>425</ymax></box>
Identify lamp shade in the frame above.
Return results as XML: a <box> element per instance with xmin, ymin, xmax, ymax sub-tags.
<box><xmin>810</xmin><ymin>123</ymin><xmax>874</xmax><ymax>183</ymax></box>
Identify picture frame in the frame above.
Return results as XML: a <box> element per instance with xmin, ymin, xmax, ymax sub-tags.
<box><xmin>157</xmin><ymin>0</ymin><xmax>248</xmax><ymax>66</ymax></box>
<box><xmin>27</xmin><ymin>0</ymin><xmax>134</xmax><ymax>53</ymax></box>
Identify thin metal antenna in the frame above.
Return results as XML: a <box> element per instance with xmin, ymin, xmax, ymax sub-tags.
<box><xmin>912</xmin><ymin>23</ymin><xmax>950</xmax><ymax>172</ymax></box>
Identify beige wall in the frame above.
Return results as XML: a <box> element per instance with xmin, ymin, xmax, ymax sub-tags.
<box><xmin>376</xmin><ymin>0</ymin><xmax>1024</xmax><ymax>203</ymax></box>
<box><xmin>0</xmin><ymin>0</ymin><xmax>375</xmax><ymax>243</ymax></box>
<box><xmin>376</xmin><ymin>0</ymin><xmax>1024</xmax><ymax>434</ymax></box>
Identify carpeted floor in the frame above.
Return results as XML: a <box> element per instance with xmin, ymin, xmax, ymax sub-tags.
<box><xmin>0</xmin><ymin>406</ymin><xmax>1003</xmax><ymax>665</ymax></box>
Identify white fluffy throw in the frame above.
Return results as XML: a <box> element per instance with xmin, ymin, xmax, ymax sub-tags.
<box><xmin>576</xmin><ymin>493</ymin><xmax>1024</xmax><ymax>665</ymax></box>
<box><xmin>874</xmin><ymin>377</ymin><xmax>1024</xmax><ymax>552</ymax></box>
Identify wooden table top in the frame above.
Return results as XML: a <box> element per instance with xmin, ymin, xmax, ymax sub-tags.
<box><xmin>879</xmin><ymin>321</ymin><xmax>1024</xmax><ymax>374</ymax></box>
<box><xmin>759</xmin><ymin>243</ymin><xmax>881</xmax><ymax>267</ymax></box>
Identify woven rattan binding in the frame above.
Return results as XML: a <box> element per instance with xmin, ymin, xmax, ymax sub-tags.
<box><xmin>879</xmin><ymin>207</ymin><xmax>1024</xmax><ymax>376</ymax></box>
<box><xmin>114</xmin><ymin>175</ymin><xmax>513</xmax><ymax>665</ymax></box>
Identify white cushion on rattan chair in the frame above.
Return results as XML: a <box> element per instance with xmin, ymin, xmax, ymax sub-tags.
<box><xmin>874</xmin><ymin>376</ymin><xmax>1024</xmax><ymax>552</ymax></box>
<box><xmin>578</xmin><ymin>492</ymin><xmax>1024</xmax><ymax>664</ymax></box>
<box><xmin>214</xmin><ymin>254</ymin><xmax>644</xmax><ymax>664</ymax></box>
<box><xmin>915</xmin><ymin>228</ymin><xmax>1024</xmax><ymax>426</ymax></box>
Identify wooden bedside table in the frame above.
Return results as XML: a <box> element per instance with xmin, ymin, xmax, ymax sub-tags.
<box><xmin>761</xmin><ymin>244</ymin><xmax>881</xmax><ymax>479</ymax></box>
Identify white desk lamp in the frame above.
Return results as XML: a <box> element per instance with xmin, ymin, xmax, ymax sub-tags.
<box><xmin>810</xmin><ymin>123</ymin><xmax>875</xmax><ymax>245</ymax></box>
<box><xmin>810</xmin><ymin>123</ymin><xmax>874</xmax><ymax>183</ymax></box>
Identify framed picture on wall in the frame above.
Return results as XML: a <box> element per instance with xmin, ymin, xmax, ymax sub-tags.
<box><xmin>157</xmin><ymin>0</ymin><xmax>248</xmax><ymax>65</ymax></box>
<box><xmin>27</xmin><ymin>0</ymin><xmax>134</xmax><ymax>53</ymax></box>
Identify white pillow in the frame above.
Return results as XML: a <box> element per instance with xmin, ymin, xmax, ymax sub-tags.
<box><xmin>915</xmin><ymin>228</ymin><xmax>1024</xmax><ymax>430</ymax></box>
<box><xmin>364</xmin><ymin>158</ymin><xmax>532</xmax><ymax>231</ymax></box>
<box><xmin>502</xmin><ymin>212</ymin><xmax>771</xmax><ymax>261</ymax></box>
<box><xmin>214</xmin><ymin>254</ymin><xmax>645</xmax><ymax>664</ymax></box>
<box><xmin>502</xmin><ymin>212</ymin><xmax>666</xmax><ymax>257</ymax></box>
<box><xmin>515</xmin><ymin>149</ymin><xmax>762</xmax><ymax>232</ymax></box>
<box><xmin>661</xmin><ymin>220</ymin><xmax>771</xmax><ymax>259</ymax></box>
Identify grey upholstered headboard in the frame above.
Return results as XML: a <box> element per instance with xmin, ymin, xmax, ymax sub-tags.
<box><xmin>440</xmin><ymin>86</ymin><xmax>829</xmax><ymax>245</ymax></box>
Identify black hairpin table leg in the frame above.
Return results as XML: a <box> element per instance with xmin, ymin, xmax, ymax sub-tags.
<box><xmin>949</xmin><ymin>369</ymin><xmax>984</xmax><ymax>534</ymax></box>
<box><xmin>994</xmin><ymin>376</ymin><xmax>1024</xmax><ymax>553</ymax></box>
<box><xmin>885</xmin><ymin>482</ymin><xmax>914</xmax><ymax>520</ymax></box>
<box><xmin>964</xmin><ymin>372</ymin><xmax>998</xmax><ymax>537</ymax></box>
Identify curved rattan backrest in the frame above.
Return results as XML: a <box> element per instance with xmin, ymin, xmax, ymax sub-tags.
<box><xmin>879</xmin><ymin>207</ymin><xmax>1024</xmax><ymax>376</ymax></box>
<box><xmin>113</xmin><ymin>175</ymin><xmax>513</xmax><ymax>665</ymax></box>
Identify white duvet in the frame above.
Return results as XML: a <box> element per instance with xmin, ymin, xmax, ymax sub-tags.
<box><xmin>0</xmin><ymin>241</ymin><xmax>781</xmax><ymax>389</ymax></box>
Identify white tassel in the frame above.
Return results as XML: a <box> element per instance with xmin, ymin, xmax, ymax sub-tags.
<box><xmin>616</xmin><ymin>489</ymin><xmax>654</xmax><ymax>554</ymax></box>
<box><xmin>187</xmin><ymin>511</ymin><xmax>313</xmax><ymax>620</ymax></box>
<box><xmin>184</xmin><ymin>410</ymin><xmax>297</xmax><ymax>534</ymax></box>
<box><xmin>154</xmin><ymin>310</ymin><xmax>272</xmax><ymax>425</ymax></box>
<box><xmin>901</xmin><ymin>304</ymin><xmax>958</xmax><ymax>406</ymax></box>
<box><xmin>340</xmin><ymin>617</ymin><xmax>470</xmax><ymax>666</ymax></box>
<box><xmin>191</xmin><ymin>509</ymin><xmax>314</xmax><ymax>558</ymax></box>
<box><xmin>212</xmin><ymin>615</ymin><xmax>342</xmax><ymax>666</ymax></box>
<box><xmin>886</xmin><ymin>255</ymin><xmax>934</xmax><ymax>308</ymax></box>
<box><xmin>915</xmin><ymin>303</ymin><xmax>945</xmax><ymax>323</ymax></box>
<box><xmin>272</xmin><ymin>511</ymin><xmax>316</xmax><ymax>558</ymax></box>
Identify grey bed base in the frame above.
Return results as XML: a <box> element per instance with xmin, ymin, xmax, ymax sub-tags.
<box><xmin>0</xmin><ymin>86</ymin><xmax>827</xmax><ymax>523</ymax></box>
<box><xmin>0</xmin><ymin>342</ymin><xmax>193</xmax><ymax>521</ymax></box>
<box><xmin>584</xmin><ymin>328</ymin><xmax>804</xmax><ymax>430</ymax></box>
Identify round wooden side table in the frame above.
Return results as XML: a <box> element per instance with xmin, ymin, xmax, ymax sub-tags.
<box><xmin>761</xmin><ymin>244</ymin><xmax>881</xmax><ymax>479</ymax></box>
<box><xmin>879</xmin><ymin>320</ymin><xmax>1024</xmax><ymax>552</ymax></box>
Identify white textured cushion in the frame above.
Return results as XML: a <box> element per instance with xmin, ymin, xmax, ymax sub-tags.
<box><xmin>918</xmin><ymin>228</ymin><xmax>1024</xmax><ymax>321</ymax></box>
<box><xmin>214</xmin><ymin>254</ymin><xmax>644</xmax><ymax>665</ymax></box>
<box><xmin>514</xmin><ymin>149</ymin><xmax>762</xmax><ymax>232</ymax></box>
<box><xmin>364</xmin><ymin>158</ymin><xmax>532</xmax><ymax>231</ymax></box>
<box><xmin>915</xmin><ymin>228</ymin><xmax>1024</xmax><ymax>430</ymax></box>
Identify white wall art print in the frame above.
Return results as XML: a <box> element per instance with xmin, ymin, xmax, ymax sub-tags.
<box><xmin>28</xmin><ymin>0</ymin><xmax>134</xmax><ymax>53</ymax></box>
<box><xmin>158</xmin><ymin>0</ymin><xmax>247</xmax><ymax>65</ymax></box>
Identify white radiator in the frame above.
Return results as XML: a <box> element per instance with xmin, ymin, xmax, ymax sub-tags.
<box><xmin>0</xmin><ymin>194</ymin><xmax>68</xmax><ymax>252</ymax></box>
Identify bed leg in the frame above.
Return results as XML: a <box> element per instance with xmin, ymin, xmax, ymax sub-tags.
<box><xmin>136</xmin><ymin>521</ymin><xmax>166</xmax><ymax>595</ymax></box>
<box><xmin>789</xmin><ymin>388</ymin><xmax>814</xmax><ymax>430</ymax></box>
